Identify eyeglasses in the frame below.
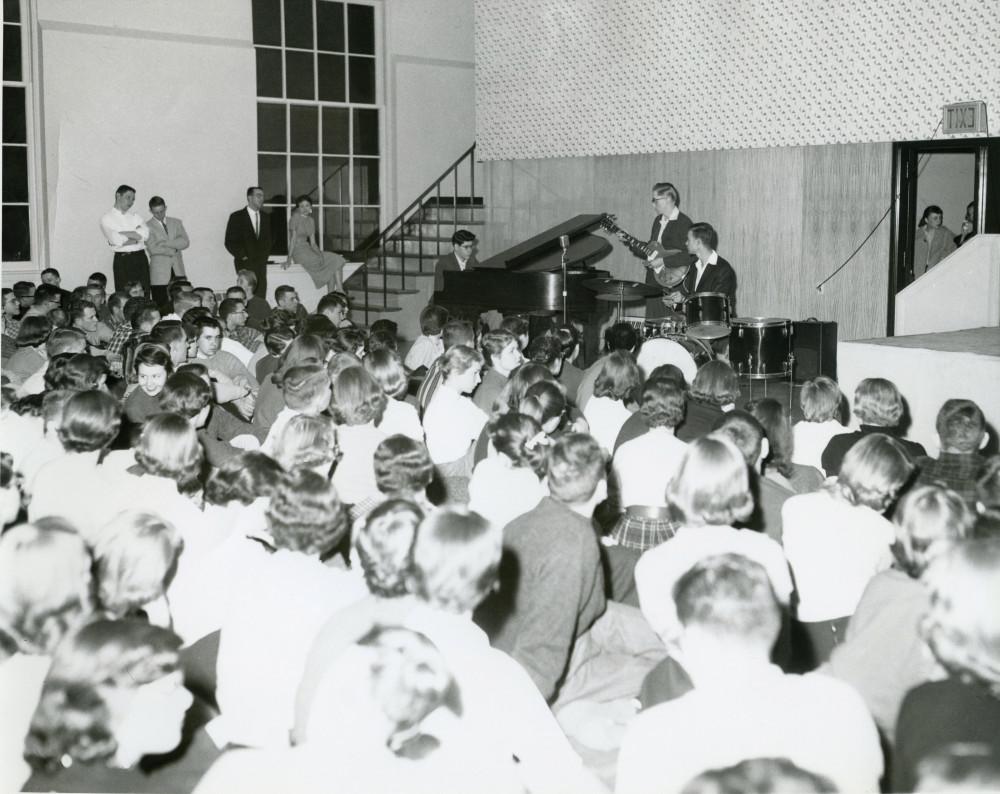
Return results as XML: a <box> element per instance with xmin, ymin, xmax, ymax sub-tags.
<box><xmin>651</xmin><ymin>196</ymin><xmax>668</xmax><ymax>203</ymax></box>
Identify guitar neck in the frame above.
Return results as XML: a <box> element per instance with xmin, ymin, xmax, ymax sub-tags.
<box><xmin>609</xmin><ymin>223</ymin><xmax>652</xmax><ymax>257</ymax></box>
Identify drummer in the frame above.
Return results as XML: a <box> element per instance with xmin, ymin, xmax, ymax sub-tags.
<box><xmin>665</xmin><ymin>222</ymin><xmax>737</xmax><ymax>314</ymax></box>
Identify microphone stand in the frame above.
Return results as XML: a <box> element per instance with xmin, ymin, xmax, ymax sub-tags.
<box><xmin>560</xmin><ymin>235</ymin><xmax>570</xmax><ymax>323</ymax></box>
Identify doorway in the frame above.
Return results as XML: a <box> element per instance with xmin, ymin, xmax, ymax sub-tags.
<box><xmin>887</xmin><ymin>136</ymin><xmax>1000</xmax><ymax>335</ymax></box>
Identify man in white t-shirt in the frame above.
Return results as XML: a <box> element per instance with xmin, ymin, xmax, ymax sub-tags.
<box><xmin>617</xmin><ymin>554</ymin><xmax>882</xmax><ymax>794</ymax></box>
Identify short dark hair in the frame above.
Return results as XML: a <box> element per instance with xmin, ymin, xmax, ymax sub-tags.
<box><xmin>33</xmin><ymin>284</ymin><xmax>62</xmax><ymax>306</ymax></box>
<box><xmin>551</xmin><ymin>323</ymin><xmax>579</xmax><ymax>358</ymax></box>
<box><xmin>133</xmin><ymin>305</ymin><xmax>162</xmax><ymax>332</ymax></box>
<box><xmin>317</xmin><ymin>292</ymin><xmax>349</xmax><ymax>315</ymax></box>
<box><xmin>274</xmin><ymin>285</ymin><xmax>297</xmax><ymax>304</ymax></box>
<box><xmin>263</xmin><ymin>325</ymin><xmax>295</xmax><ymax>356</ymax></box>
<box><xmin>500</xmin><ymin>315</ymin><xmax>529</xmax><ymax>341</ymax></box>
<box><xmin>451</xmin><ymin>229</ymin><xmax>477</xmax><ymax>246</ymax></box>
<box><xmin>16</xmin><ymin>316</ymin><xmax>52</xmax><ymax>348</ymax></box>
<box><xmin>442</xmin><ymin>320</ymin><xmax>475</xmax><ymax>351</ymax></box>
<box><xmin>604</xmin><ymin>322</ymin><xmax>640</xmax><ymax>354</ymax></box>
<box><xmin>547</xmin><ymin>433</ymin><xmax>605</xmax><ymax>504</ymax></box>
<box><xmin>58</xmin><ymin>390</ymin><xmax>121</xmax><ymax>452</ymax></box>
<box><xmin>133</xmin><ymin>343</ymin><xmax>173</xmax><ymax>375</ymax></box>
<box><xmin>369</xmin><ymin>319</ymin><xmax>397</xmax><ymax>337</ymax></box>
<box><xmin>114</xmin><ymin>185</ymin><xmax>135</xmax><ymax>198</ymax></box>
<box><xmin>593</xmin><ymin>351</ymin><xmax>642</xmax><ymax>402</ymax></box>
<box><xmin>640</xmin><ymin>378</ymin><xmax>685</xmax><ymax>428</ymax></box>
<box><xmin>218</xmin><ymin>298</ymin><xmax>244</xmax><ymax>323</ymax></box>
<box><xmin>481</xmin><ymin>330</ymin><xmax>517</xmax><ymax>367</ymax></box>
<box><xmin>190</xmin><ymin>316</ymin><xmax>223</xmax><ymax>336</ymax></box>
<box><xmin>148</xmin><ymin>195</ymin><xmax>165</xmax><ymax>209</ymax></box>
<box><xmin>159</xmin><ymin>371</ymin><xmax>212</xmax><ymax>418</ymax></box>
<box><xmin>419</xmin><ymin>305</ymin><xmax>448</xmax><ymax>336</ymax></box>
<box><xmin>688</xmin><ymin>222</ymin><xmax>718</xmax><ymax>250</ymax></box>
<box><xmin>40</xmin><ymin>268</ymin><xmax>59</xmax><ymax>280</ymax></box>
<box><xmin>374</xmin><ymin>435</ymin><xmax>434</xmax><ymax>495</ymax></box>
<box><xmin>246</xmin><ymin>186</ymin><xmax>263</xmax><ymax>198</ymax></box>
<box><xmin>69</xmin><ymin>300</ymin><xmax>97</xmax><ymax>326</ymax></box>
<box><xmin>44</xmin><ymin>353</ymin><xmax>109</xmax><ymax>393</ymax></box>
<box><xmin>713</xmin><ymin>410</ymin><xmax>765</xmax><ymax>466</ymax></box>
<box><xmin>526</xmin><ymin>334</ymin><xmax>562</xmax><ymax>368</ymax></box>
<box><xmin>45</xmin><ymin>328</ymin><xmax>87</xmax><ymax>358</ymax></box>
<box><xmin>651</xmin><ymin>182</ymin><xmax>681</xmax><ymax>207</ymax></box>
<box><xmin>936</xmin><ymin>399</ymin><xmax>986</xmax><ymax>453</ymax></box>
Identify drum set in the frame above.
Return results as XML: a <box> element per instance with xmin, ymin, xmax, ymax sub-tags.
<box><xmin>583</xmin><ymin>278</ymin><xmax>796</xmax><ymax>397</ymax></box>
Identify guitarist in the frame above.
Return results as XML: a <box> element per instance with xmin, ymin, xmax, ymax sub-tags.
<box><xmin>640</xmin><ymin>183</ymin><xmax>693</xmax><ymax>319</ymax></box>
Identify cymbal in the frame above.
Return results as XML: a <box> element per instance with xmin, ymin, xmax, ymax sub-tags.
<box><xmin>583</xmin><ymin>278</ymin><xmax>662</xmax><ymax>299</ymax></box>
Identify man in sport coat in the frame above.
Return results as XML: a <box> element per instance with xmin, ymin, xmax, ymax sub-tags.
<box><xmin>225</xmin><ymin>186</ymin><xmax>273</xmax><ymax>298</ymax></box>
<box><xmin>146</xmin><ymin>195</ymin><xmax>190</xmax><ymax>306</ymax></box>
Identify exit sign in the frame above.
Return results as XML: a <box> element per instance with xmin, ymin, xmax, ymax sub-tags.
<box><xmin>942</xmin><ymin>101</ymin><xmax>988</xmax><ymax>134</ymax></box>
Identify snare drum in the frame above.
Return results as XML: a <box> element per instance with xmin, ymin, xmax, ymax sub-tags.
<box><xmin>684</xmin><ymin>292</ymin><xmax>731</xmax><ymax>339</ymax></box>
<box><xmin>728</xmin><ymin>317</ymin><xmax>792</xmax><ymax>380</ymax></box>
<box><xmin>638</xmin><ymin>317</ymin><xmax>686</xmax><ymax>339</ymax></box>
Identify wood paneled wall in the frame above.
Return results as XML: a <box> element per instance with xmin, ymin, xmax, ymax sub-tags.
<box><xmin>476</xmin><ymin>142</ymin><xmax>892</xmax><ymax>341</ymax></box>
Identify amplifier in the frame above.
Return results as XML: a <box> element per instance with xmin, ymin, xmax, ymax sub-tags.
<box><xmin>792</xmin><ymin>319</ymin><xmax>837</xmax><ymax>383</ymax></box>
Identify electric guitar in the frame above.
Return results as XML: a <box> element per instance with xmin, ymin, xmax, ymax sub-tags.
<box><xmin>598</xmin><ymin>213</ymin><xmax>690</xmax><ymax>288</ymax></box>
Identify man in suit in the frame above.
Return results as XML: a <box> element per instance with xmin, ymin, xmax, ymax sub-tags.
<box><xmin>643</xmin><ymin>182</ymin><xmax>693</xmax><ymax>319</ymax></box>
<box><xmin>225</xmin><ymin>186</ymin><xmax>273</xmax><ymax>299</ymax></box>
<box><xmin>667</xmin><ymin>221</ymin><xmax>737</xmax><ymax>312</ymax></box>
<box><xmin>433</xmin><ymin>229</ymin><xmax>478</xmax><ymax>293</ymax></box>
<box><xmin>146</xmin><ymin>196</ymin><xmax>190</xmax><ymax>307</ymax></box>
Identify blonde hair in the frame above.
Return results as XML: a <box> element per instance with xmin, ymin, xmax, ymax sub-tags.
<box><xmin>135</xmin><ymin>412</ymin><xmax>204</xmax><ymax>496</ymax></box>
<box><xmin>921</xmin><ymin>539</ymin><xmax>1000</xmax><ymax>693</ymax></box>
<box><xmin>668</xmin><ymin>435</ymin><xmax>754</xmax><ymax>526</ymax></box>
<box><xmin>833</xmin><ymin>433</ymin><xmax>914</xmax><ymax>512</ymax></box>
<box><xmin>0</xmin><ymin>523</ymin><xmax>93</xmax><ymax>654</ymax></box>
<box><xmin>799</xmin><ymin>376</ymin><xmax>844</xmax><ymax>423</ymax></box>
<box><xmin>93</xmin><ymin>512</ymin><xmax>183</xmax><ymax>618</ymax></box>
<box><xmin>853</xmin><ymin>377</ymin><xmax>903</xmax><ymax>427</ymax></box>
<box><xmin>272</xmin><ymin>414</ymin><xmax>339</xmax><ymax>473</ymax></box>
<box><xmin>894</xmin><ymin>485</ymin><xmax>974</xmax><ymax>577</ymax></box>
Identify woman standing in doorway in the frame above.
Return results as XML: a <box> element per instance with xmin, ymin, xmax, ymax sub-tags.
<box><xmin>914</xmin><ymin>204</ymin><xmax>957</xmax><ymax>277</ymax></box>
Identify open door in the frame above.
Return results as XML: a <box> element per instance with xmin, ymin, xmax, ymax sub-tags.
<box><xmin>888</xmin><ymin>136</ymin><xmax>1000</xmax><ymax>335</ymax></box>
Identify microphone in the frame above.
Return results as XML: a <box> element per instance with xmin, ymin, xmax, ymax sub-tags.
<box><xmin>559</xmin><ymin>234</ymin><xmax>570</xmax><ymax>251</ymax></box>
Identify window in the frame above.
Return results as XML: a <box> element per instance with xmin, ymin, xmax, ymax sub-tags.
<box><xmin>253</xmin><ymin>0</ymin><xmax>380</xmax><ymax>255</ymax></box>
<box><xmin>2</xmin><ymin>0</ymin><xmax>31</xmax><ymax>263</ymax></box>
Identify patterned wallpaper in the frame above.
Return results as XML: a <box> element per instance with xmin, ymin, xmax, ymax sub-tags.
<box><xmin>475</xmin><ymin>0</ymin><xmax>1000</xmax><ymax>159</ymax></box>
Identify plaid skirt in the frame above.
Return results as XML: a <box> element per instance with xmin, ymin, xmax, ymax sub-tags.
<box><xmin>611</xmin><ymin>505</ymin><xmax>679</xmax><ymax>552</ymax></box>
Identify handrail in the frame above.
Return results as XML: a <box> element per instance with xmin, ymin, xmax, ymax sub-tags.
<box><xmin>354</xmin><ymin>142</ymin><xmax>478</xmax><ymax>325</ymax></box>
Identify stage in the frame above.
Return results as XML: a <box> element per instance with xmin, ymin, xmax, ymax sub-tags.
<box><xmin>837</xmin><ymin>327</ymin><xmax>1000</xmax><ymax>455</ymax></box>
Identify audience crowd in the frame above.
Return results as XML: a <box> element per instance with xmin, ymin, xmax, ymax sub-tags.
<box><xmin>1</xmin><ymin>269</ymin><xmax>999</xmax><ymax>793</ymax></box>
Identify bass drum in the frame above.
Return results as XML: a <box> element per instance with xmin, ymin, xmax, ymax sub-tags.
<box><xmin>637</xmin><ymin>333</ymin><xmax>714</xmax><ymax>384</ymax></box>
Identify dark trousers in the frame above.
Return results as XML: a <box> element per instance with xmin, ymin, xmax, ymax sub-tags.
<box><xmin>150</xmin><ymin>269</ymin><xmax>176</xmax><ymax>311</ymax></box>
<box><xmin>113</xmin><ymin>250</ymin><xmax>151</xmax><ymax>295</ymax></box>
<box><xmin>235</xmin><ymin>258</ymin><xmax>268</xmax><ymax>299</ymax></box>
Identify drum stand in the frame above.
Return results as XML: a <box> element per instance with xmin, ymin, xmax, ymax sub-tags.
<box><xmin>742</xmin><ymin>352</ymin><xmax>796</xmax><ymax>414</ymax></box>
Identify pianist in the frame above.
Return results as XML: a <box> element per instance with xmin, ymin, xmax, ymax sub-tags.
<box><xmin>433</xmin><ymin>229</ymin><xmax>479</xmax><ymax>293</ymax></box>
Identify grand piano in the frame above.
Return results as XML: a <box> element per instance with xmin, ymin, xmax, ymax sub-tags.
<box><xmin>434</xmin><ymin>214</ymin><xmax>613</xmax><ymax>363</ymax></box>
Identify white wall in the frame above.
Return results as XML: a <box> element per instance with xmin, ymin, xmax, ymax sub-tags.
<box><xmin>34</xmin><ymin>0</ymin><xmax>257</xmax><ymax>291</ymax></box>
<box><xmin>384</xmin><ymin>0</ymin><xmax>476</xmax><ymax>216</ymax></box>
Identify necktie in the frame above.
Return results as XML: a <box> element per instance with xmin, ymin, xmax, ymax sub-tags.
<box><xmin>162</xmin><ymin>219</ymin><xmax>168</xmax><ymax>235</ymax></box>
<box><xmin>253</xmin><ymin>211</ymin><xmax>259</xmax><ymax>239</ymax></box>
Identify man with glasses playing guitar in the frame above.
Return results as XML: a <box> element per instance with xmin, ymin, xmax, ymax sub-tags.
<box><xmin>633</xmin><ymin>183</ymin><xmax>693</xmax><ymax>318</ymax></box>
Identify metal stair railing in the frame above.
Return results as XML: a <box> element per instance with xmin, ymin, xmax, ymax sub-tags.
<box><xmin>355</xmin><ymin>142</ymin><xmax>478</xmax><ymax>325</ymax></box>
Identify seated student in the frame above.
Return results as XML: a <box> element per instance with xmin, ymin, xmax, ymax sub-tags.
<box><xmin>576</xmin><ymin>322</ymin><xmax>640</xmax><ymax>410</ymax></box>
<box><xmin>712</xmin><ymin>410</ymin><xmax>794</xmax><ymax>544</ymax></box>
<box><xmin>915</xmin><ymin>398</ymin><xmax>988</xmax><ymax>507</ymax></box>
<box><xmin>792</xmin><ymin>375</ymin><xmax>846</xmax><ymax>474</ymax></box>
<box><xmin>193</xmin><ymin>287</ymin><xmax>217</xmax><ymax>316</ymax></box>
<box><xmin>18</xmin><ymin>390</ymin><xmax>74</xmax><ymax>495</ymax></box>
<box><xmin>7</xmin><ymin>316</ymin><xmax>52</xmax><ymax>388</ymax></box>
<box><xmin>350</xmin><ymin>435</ymin><xmax>435</xmax><ymax>528</ymax></box>
<box><xmin>783</xmin><ymin>433</ymin><xmax>914</xmax><ymax>664</ymax></box>
<box><xmin>822</xmin><ymin>377</ymin><xmax>926</xmax><ymax>476</ymax></box>
<box><xmin>975</xmin><ymin>455</ymin><xmax>1000</xmax><ymax>537</ymax></box>
<box><xmin>474</xmin><ymin>329</ymin><xmax>523</xmax><ymax>413</ymax></box>
<box><xmin>549</xmin><ymin>323</ymin><xmax>585</xmax><ymax>403</ymax></box>
<box><xmin>271</xmin><ymin>414</ymin><xmax>339</xmax><ymax>478</ymax></box>
<box><xmin>213</xmin><ymin>469</ymin><xmax>367</xmax><ymax>749</ymax></box>
<box><xmin>366</xmin><ymin>328</ymin><xmax>397</xmax><ymax>354</ymax></box>
<box><xmin>676</xmin><ymin>359</ymin><xmax>740</xmax><ymax>442</ymax></box>
<box><xmin>237</xmin><ymin>269</ymin><xmax>272</xmax><ymax>330</ymax></box>
<box><xmin>422</xmin><ymin>345</ymin><xmax>488</xmax><ymax>485</ymax></box>
<box><xmin>469</xmin><ymin>413</ymin><xmax>549</xmax><ymax>529</ymax></box>
<box><xmin>474</xmin><ymin>433</ymin><xmax>607</xmax><ymax>703</ymax></box>
<box><xmin>519</xmin><ymin>379</ymin><xmax>570</xmax><ymax>438</ymax></box>
<box><xmin>611</xmin><ymin>378</ymin><xmax>688</xmax><ymax>552</ymax></box>
<box><xmin>583</xmin><ymin>350</ymin><xmax>642</xmax><ymax>454</ymax></box>
<box><xmin>613</xmin><ymin>363</ymin><xmax>687</xmax><ymax>452</ymax></box>
<box><xmin>28</xmin><ymin>390</ymin><xmax>125</xmax><ymax>540</ymax></box>
<box><xmin>253</xmin><ymin>334</ymin><xmax>326</xmax><ymax>434</ymax></box>
<box><xmin>190</xmin><ymin>316</ymin><xmax>258</xmax><ymax>420</ymax></box>
<box><xmin>219</xmin><ymin>297</ymin><xmax>263</xmax><ymax>355</ymax></box>
<box><xmin>0</xmin><ymin>523</ymin><xmax>95</xmax><ymax>794</ymax></box>
<box><xmin>16</xmin><ymin>327</ymin><xmax>88</xmax><ymax>398</ymax></box>
<box><xmin>260</xmin><ymin>363</ymin><xmax>332</xmax><ymax>455</ymax></box>
<box><xmin>747</xmin><ymin>398</ymin><xmax>824</xmax><ymax>494</ymax></box>
<box><xmin>330</xmin><ymin>366</ymin><xmax>388</xmax><ymax>507</ymax></box>
<box><xmin>364</xmin><ymin>349</ymin><xmax>422</xmax><ymax>441</ymax></box>
<box><xmin>634</xmin><ymin>435</ymin><xmax>793</xmax><ymax>646</ymax></box>
<box><xmin>416</xmin><ymin>319</ymin><xmax>476</xmax><ymax>416</ymax></box>
<box><xmin>679</xmin><ymin>758</ymin><xmax>838</xmax><ymax>794</ymax></box>
<box><xmin>21</xmin><ymin>619</ymin><xmax>213</xmax><ymax>794</ymax></box>
<box><xmin>273</xmin><ymin>285</ymin><xmax>308</xmax><ymax>325</ymax></box>
<box><xmin>500</xmin><ymin>315</ymin><xmax>529</xmax><ymax>351</ymax></box>
<box><xmin>104</xmin><ymin>290</ymin><xmax>134</xmax><ymax>356</ymax></box>
<box><xmin>255</xmin><ymin>323</ymin><xmax>294</xmax><ymax>384</ymax></box>
<box><xmin>316</xmin><ymin>291</ymin><xmax>352</xmax><ymax>328</ymax></box>
<box><xmin>617</xmin><ymin>555</ymin><xmax>883</xmax><ymax>794</ymax></box>
<box><xmin>92</xmin><ymin>510</ymin><xmax>183</xmax><ymax>627</ymax></box>
<box><xmin>824</xmin><ymin>485</ymin><xmax>974</xmax><ymax>742</ymax></box>
<box><xmin>123</xmin><ymin>342</ymin><xmax>174</xmax><ymax>425</ymax></box>
<box><xmin>893</xmin><ymin>538</ymin><xmax>1000</xmax><ymax>793</ymax></box>
<box><xmin>157</xmin><ymin>369</ymin><xmax>235</xmax><ymax>468</ymax></box>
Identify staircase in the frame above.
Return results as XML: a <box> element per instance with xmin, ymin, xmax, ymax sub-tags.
<box><xmin>346</xmin><ymin>144</ymin><xmax>484</xmax><ymax>331</ymax></box>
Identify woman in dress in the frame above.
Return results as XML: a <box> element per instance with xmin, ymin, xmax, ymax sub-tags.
<box><xmin>287</xmin><ymin>195</ymin><xmax>344</xmax><ymax>293</ymax></box>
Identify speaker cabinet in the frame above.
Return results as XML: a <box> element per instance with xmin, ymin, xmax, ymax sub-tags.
<box><xmin>792</xmin><ymin>319</ymin><xmax>837</xmax><ymax>383</ymax></box>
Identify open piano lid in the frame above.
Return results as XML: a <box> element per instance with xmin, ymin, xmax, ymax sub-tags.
<box><xmin>476</xmin><ymin>214</ymin><xmax>612</xmax><ymax>272</ymax></box>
